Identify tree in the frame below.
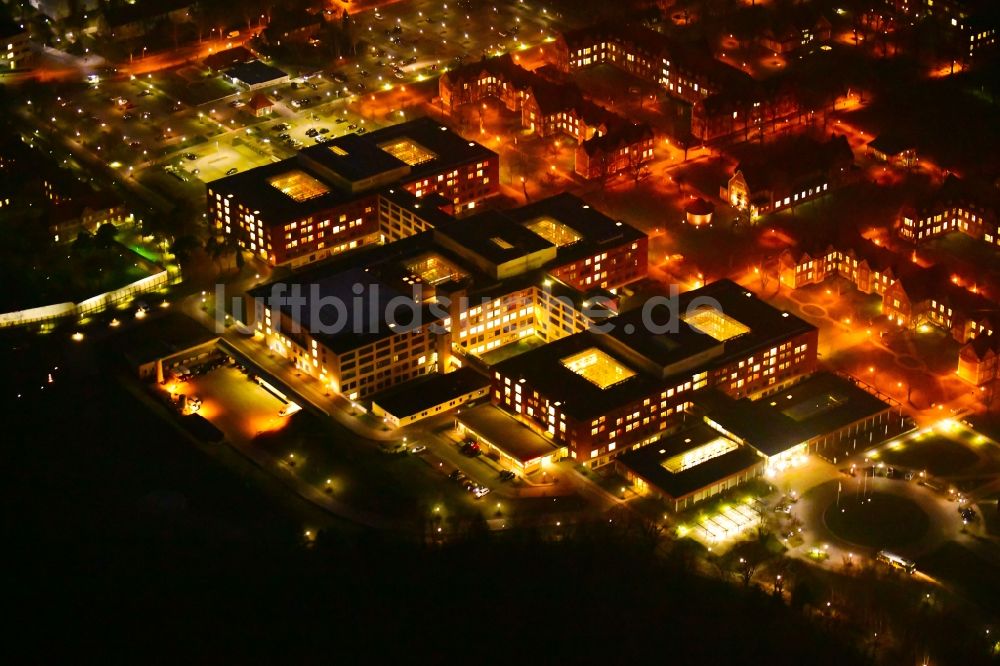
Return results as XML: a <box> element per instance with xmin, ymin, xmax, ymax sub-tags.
<box><xmin>94</xmin><ymin>222</ymin><xmax>118</xmax><ymax>250</ymax></box>
<box><xmin>204</xmin><ymin>235</ymin><xmax>226</xmax><ymax>271</ymax></box>
<box><xmin>169</xmin><ymin>234</ymin><xmax>201</xmax><ymax>265</ymax></box>
<box><xmin>674</xmin><ymin>173</ymin><xmax>686</xmax><ymax>197</ymax></box>
<box><xmin>625</xmin><ymin>147</ymin><xmax>652</xmax><ymax>188</ymax></box>
<box><xmin>727</xmin><ymin>534</ymin><xmax>776</xmax><ymax>588</ymax></box>
<box><xmin>72</xmin><ymin>230</ymin><xmax>93</xmax><ymax>253</ymax></box>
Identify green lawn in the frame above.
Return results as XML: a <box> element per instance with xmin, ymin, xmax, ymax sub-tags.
<box><xmin>878</xmin><ymin>435</ymin><xmax>981</xmax><ymax>477</ymax></box>
<box><xmin>252</xmin><ymin>414</ymin><xmax>475</xmax><ymax>522</ymax></box>
<box><xmin>824</xmin><ymin>492</ymin><xmax>929</xmax><ymax>549</ymax></box>
<box><xmin>0</xmin><ymin>242</ymin><xmax>161</xmax><ymax>312</ymax></box>
<box><xmin>918</xmin><ymin>541</ymin><xmax>1000</xmax><ymax>616</ymax></box>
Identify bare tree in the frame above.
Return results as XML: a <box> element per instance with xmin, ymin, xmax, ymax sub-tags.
<box><xmin>625</xmin><ymin>147</ymin><xmax>651</xmax><ymax>188</ymax></box>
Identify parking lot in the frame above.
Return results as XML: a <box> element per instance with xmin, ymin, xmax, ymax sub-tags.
<box><xmin>175</xmin><ymin>365</ymin><xmax>289</xmax><ymax>444</ymax></box>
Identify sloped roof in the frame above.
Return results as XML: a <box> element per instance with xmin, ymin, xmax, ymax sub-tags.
<box><xmin>247</xmin><ymin>93</ymin><xmax>273</xmax><ymax>110</ymax></box>
<box><xmin>581</xmin><ymin>122</ymin><xmax>653</xmax><ymax>156</ymax></box>
<box><xmin>735</xmin><ymin>134</ymin><xmax>852</xmax><ymax>193</ymax></box>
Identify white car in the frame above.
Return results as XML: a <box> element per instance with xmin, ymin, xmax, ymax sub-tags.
<box><xmin>409</xmin><ymin>444</ymin><xmax>427</xmax><ymax>454</ymax></box>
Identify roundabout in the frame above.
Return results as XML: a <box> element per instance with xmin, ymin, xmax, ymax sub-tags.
<box><xmin>800</xmin><ymin>303</ymin><xmax>827</xmax><ymax>319</ymax></box>
<box><xmin>823</xmin><ymin>492</ymin><xmax>930</xmax><ymax>549</ymax></box>
<box><xmin>797</xmin><ymin>477</ymin><xmax>963</xmax><ymax>558</ymax></box>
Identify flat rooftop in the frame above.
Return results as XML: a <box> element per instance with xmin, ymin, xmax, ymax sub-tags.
<box><xmin>610</xmin><ymin>279</ymin><xmax>815</xmax><ymax>372</ymax></box>
<box><xmin>757</xmin><ymin>372</ymin><xmax>892</xmax><ymax>439</ymax></box>
<box><xmin>436</xmin><ymin>210</ymin><xmax>556</xmax><ymax>267</ymax></box>
<box><xmin>492</xmin><ymin>333</ymin><xmax>663</xmax><ymax>422</ymax></box>
<box><xmin>249</xmin><ymin>265</ymin><xmax>444</xmax><ymax>354</ymax></box>
<box><xmin>298</xmin><ymin>133</ymin><xmax>409</xmax><ymax>184</ymax></box>
<box><xmin>694</xmin><ymin>372</ymin><xmax>892</xmax><ymax>457</ymax></box>
<box><xmin>207</xmin><ymin>118</ymin><xmax>496</xmax><ymax>224</ymax></box>
<box><xmin>208</xmin><ymin>160</ymin><xmax>357</xmax><ymax>226</ymax></box>
<box><xmin>224</xmin><ymin>60</ymin><xmax>288</xmax><ymax>86</ymax></box>
<box><xmin>492</xmin><ymin>281</ymin><xmax>814</xmax><ymax>421</ymax></box>
<box><xmin>115</xmin><ymin>313</ymin><xmax>219</xmax><ymax>366</ymax></box>
<box><xmin>369</xmin><ymin>367</ymin><xmax>489</xmax><ymax>419</ymax></box>
<box><xmin>457</xmin><ymin>404</ymin><xmax>561</xmax><ymax>463</ymax></box>
<box><xmin>617</xmin><ymin>423</ymin><xmax>764</xmax><ymax>500</ymax></box>
<box><xmin>508</xmin><ymin>193</ymin><xmax>640</xmax><ymax>239</ymax></box>
<box><xmin>365</xmin><ymin>117</ymin><xmax>497</xmax><ymax>181</ymax></box>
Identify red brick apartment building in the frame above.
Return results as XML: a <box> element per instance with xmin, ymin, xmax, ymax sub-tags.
<box><xmin>438</xmin><ymin>55</ymin><xmax>653</xmax><ymax>179</ymax></box>
<box><xmin>778</xmin><ymin>235</ymin><xmax>1000</xmax><ymax>389</ymax></box>
<box><xmin>898</xmin><ymin>175</ymin><xmax>999</xmax><ymax>247</ymax></box>
<box><xmin>556</xmin><ymin>23</ymin><xmax>794</xmax><ymax>142</ymax></box>
<box><xmin>207</xmin><ymin>118</ymin><xmax>498</xmax><ymax>267</ymax></box>
<box><xmin>724</xmin><ymin>134</ymin><xmax>853</xmax><ymax>215</ymax></box>
<box><xmin>491</xmin><ymin>280</ymin><xmax>818</xmax><ymax>467</ymax></box>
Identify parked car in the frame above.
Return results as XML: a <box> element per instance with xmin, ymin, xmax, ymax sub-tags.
<box><xmin>499</xmin><ymin>470</ymin><xmax>516</xmax><ymax>482</ymax></box>
<box><xmin>226</xmin><ymin>167</ymin><xmax>238</xmax><ymax>175</ymax></box>
<box><xmin>184</xmin><ymin>153</ymin><xmax>198</xmax><ymax>161</ymax></box>
<box><xmin>448</xmin><ymin>470</ymin><xmax>466</xmax><ymax>482</ymax></box>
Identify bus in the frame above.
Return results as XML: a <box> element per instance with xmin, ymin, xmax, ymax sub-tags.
<box><xmin>876</xmin><ymin>550</ymin><xmax>916</xmax><ymax>574</ymax></box>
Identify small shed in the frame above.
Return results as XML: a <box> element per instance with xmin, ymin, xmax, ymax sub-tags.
<box><xmin>247</xmin><ymin>93</ymin><xmax>273</xmax><ymax>117</ymax></box>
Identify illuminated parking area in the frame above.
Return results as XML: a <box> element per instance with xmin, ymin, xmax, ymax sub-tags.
<box><xmin>378</xmin><ymin>138</ymin><xmax>437</xmax><ymax>166</ymax></box>
<box><xmin>525</xmin><ymin>217</ymin><xmax>582</xmax><ymax>247</ymax></box>
<box><xmin>267</xmin><ymin>170</ymin><xmax>329</xmax><ymax>202</ymax></box>
<box><xmin>560</xmin><ymin>348</ymin><xmax>637</xmax><ymax>389</ymax></box>
<box><xmin>682</xmin><ymin>306</ymin><xmax>750</xmax><ymax>341</ymax></box>
<box><xmin>168</xmin><ymin>366</ymin><xmax>290</xmax><ymax>443</ymax></box>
